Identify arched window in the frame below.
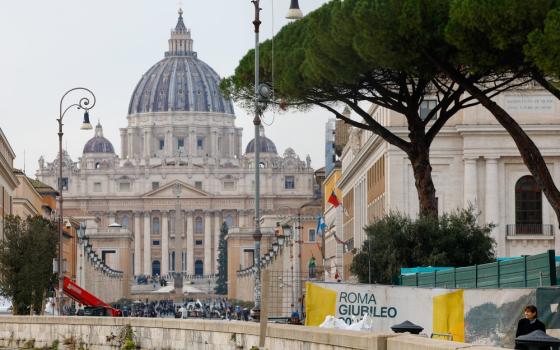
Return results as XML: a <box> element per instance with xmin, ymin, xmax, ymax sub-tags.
<box><xmin>225</xmin><ymin>214</ymin><xmax>234</xmax><ymax>228</ymax></box>
<box><xmin>152</xmin><ymin>260</ymin><xmax>161</xmax><ymax>276</ymax></box>
<box><xmin>152</xmin><ymin>217</ymin><xmax>160</xmax><ymax>235</ymax></box>
<box><xmin>195</xmin><ymin>260</ymin><xmax>203</xmax><ymax>276</ymax></box>
<box><xmin>515</xmin><ymin>175</ymin><xmax>542</xmax><ymax>234</ymax></box>
<box><xmin>121</xmin><ymin>215</ymin><xmax>129</xmax><ymax>230</ymax></box>
<box><xmin>195</xmin><ymin>216</ymin><xmax>203</xmax><ymax>233</ymax></box>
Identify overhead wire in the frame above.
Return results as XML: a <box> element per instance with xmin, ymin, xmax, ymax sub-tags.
<box><xmin>261</xmin><ymin>0</ymin><xmax>276</xmax><ymax>126</ymax></box>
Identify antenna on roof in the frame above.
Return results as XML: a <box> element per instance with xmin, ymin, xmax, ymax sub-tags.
<box><xmin>23</xmin><ymin>149</ymin><xmax>26</xmax><ymax>174</ymax></box>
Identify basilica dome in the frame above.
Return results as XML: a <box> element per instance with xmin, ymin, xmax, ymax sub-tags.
<box><xmin>128</xmin><ymin>10</ymin><xmax>234</xmax><ymax>115</ymax></box>
<box><xmin>245</xmin><ymin>127</ymin><xmax>278</xmax><ymax>154</ymax></box>
<box><xmin>83</xmin><ymin>122</ymin><xmax>115</xmax><ymax>154</ymax></box>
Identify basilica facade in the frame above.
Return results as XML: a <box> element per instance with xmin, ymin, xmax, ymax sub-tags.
<box><xmin>36</xmin><ymin>10</ymin><xmax>315</xmax><ymax>280</ymax></box>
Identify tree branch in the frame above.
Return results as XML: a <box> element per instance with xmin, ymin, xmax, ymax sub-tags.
<box><xmin>531</xmin><ymin>70</ymin><xmax>560</xmax><ymax>100</ymax></box>
<box><xmin>340</xmin><ymin>98</ymin><xmax>411</xmax><ymax>152</ymax></box>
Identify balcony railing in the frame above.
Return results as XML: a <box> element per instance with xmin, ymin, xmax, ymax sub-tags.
<box><xmin>506</xmin><ymin>224</ymin><xmax>554</xmax><ymax>236</ymax></box>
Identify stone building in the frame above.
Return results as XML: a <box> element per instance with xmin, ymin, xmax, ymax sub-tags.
<box><xmin>324</xmin><ymin>87</ymin><xmax>560</xmax><ymax>281</ymax></box>
<box><xmin>12</xmin><ymin>169</ymin><xmax>43</xmax><ymax>218</ymax></box>
<box><xmin>0</xmin><ymin>128</ymin><xmax>18</xmax><ymax>240</ymax></box>
<box><xmin>36</xmin><ymin>10</ymin><xmax>315</xmax><ymax>290</ymax></box>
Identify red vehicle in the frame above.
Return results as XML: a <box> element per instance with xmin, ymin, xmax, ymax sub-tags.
<box><xmin>63</xmin><ymin>277</ymin><xmax>121</xmax><ymax>316</ymax></box>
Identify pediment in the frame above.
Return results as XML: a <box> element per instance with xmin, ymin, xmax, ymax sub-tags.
<box><xmin>142</xmin><ymin>180</ymin><xmax>210</xmax><ymax>198</ymax></box>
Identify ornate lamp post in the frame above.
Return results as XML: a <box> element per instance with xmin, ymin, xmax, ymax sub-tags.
<box><xmin>250</xmin><ymin>0</ymin><xmax>303</xmax><ymax>321</ymax></box>
<box><xmin>57</xmin><ymin>87</ymin><xmax>96</xmax><ymax>315</ymax></box>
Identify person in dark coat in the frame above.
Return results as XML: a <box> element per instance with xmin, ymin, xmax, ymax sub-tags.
<box><xmin>515</xmin><ymin>305</ymin><xmax>546</xmax><ymax>350</ymax></box>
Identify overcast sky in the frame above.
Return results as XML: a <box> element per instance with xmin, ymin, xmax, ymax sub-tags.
<box><xmin>0</xmin><ymin>0</ymin><xmax>332</xmax><ymax>177</ymax></box>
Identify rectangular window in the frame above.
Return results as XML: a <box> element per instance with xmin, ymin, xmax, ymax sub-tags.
<box><xmin>420</xmin><ymin>99</ymin><xmax>438</xmax><ymax>121</ymax></box>
<box><xmin>309</xmin><ymin>229</ymin><xmax>316</xmax><ymax>242</ymax></box>
<box><xmin>195</xmin><ymin>239</ymin><xmax>203</xmax><ymax>246</ymax></box>
<box><xmin>152</xmin><ymin>182</ymin><xmax>160</xmax><ymax>190</ymax></box>
<box><xmin>284</xmin><ymin>176</ymin><xmax>295</xmax><ymax>189</ymax></box>
<box><xmin>244</xmin><ymin>249</ymin><xmax>255</xmax><ymax>268</ymax></box>
<box><xmin>59</xmin><ymin>177</ymin><xmax>69</xmax><ymax>191</ymax></box>
<box><xmin>159</xmin><ymin>139</ymin><xmax>165</xmax><ymax>150</ymax></box>
<box><xmin>197</xmin><ymin>137</ymin><xmax>204</xmax><ymax>150</ymax></box>
<box><xmin>195</xmin><ymin>181</ymin><xmax>202</xmax><ymax>190</ymax></box>
<box><xmin>119</xmin><ymin>182</ymin><xmax>131</xmax><ymax>192</ymax></box>
<box><xmin>223</xmin><ymin>181</ymin><xmax>235</xmax><ymax>191</ymax></box>
<box><xmin>152</xmin><ymin>240</ymin><xmax>160</xmax><ymax>246</ymax></box>
<box><xmin>178</xmin><ymin>138</ymin><xmax>185</xmax><ymax>149</ymax></box>
<box><xmin>93</xmin><ymin>182</ymin><xmax>102</xmax><ymax>192</ymax></box>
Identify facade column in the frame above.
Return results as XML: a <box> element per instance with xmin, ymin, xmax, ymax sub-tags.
<box><xmin>463</xmin><ymin>157</ymin><xmax>478</xmax><ymax>209</ymax></box>
<box><xmin>127</xmin><ymin>130</ymin><xmax>134</xmax><ymax>159</ymax></box>
<box><xmin>213</xmin><ymin>211</ymin><xmax>222</xmax><ymax>274</ymax></box>
<box><xmin>208</xmin><ymin>130</ymin><xmax>214</xmax><ymax>157</ymax></box>
<box><xmin>189</xmin><ymin>128</ymin><xmax>196</xmax><ymax>157</ymax></box>
<box><xmin>228</xmin><ymin>132</ymin><xmax>235</xmax><ymax>157</ymax></box>
<box><xmin>166</xmin><ymin>128</ymin><xmax>173</xmax><ymax>157</ymax></box>
<box><xmin>120</xmin><ymin>129</ymin><xmax>128</xmax><ymax>159</ymax></box>
<box><xmin>236</xmin><ymin>129</ymin><xmax>242</xmax><ymax>158</ymax></box>
<box><xmin>204</xmin><ymin>212</ymin><xmax>212</xmax><ymax>275</ymax></box>
<box><xmin>134</xmin><ymin>212</ymin><xmax>142</xmax><ymax>276</ymax></box>
<box><xmin>485</xmin><ymin>157</ymin><xmax>501</xmax><ymax>255</ymax></box>
<box><xmin>146</xmin><ymin>127</ymin><xmax>152</xmax><ymax>158</ymax></box>
<box><xmin>143</xmin><ymin>211</ymin><xmax>151</xmax><ymax>275</ymax></box>
<box><xmin>186</xmin><ymin>211</ymin><xmax>194</xmax><ymax>274</ymax></box>
<box><xmin>161</xmin><ymin>211</ymin><xmax>169</xmax><ymax>276</ymax></box>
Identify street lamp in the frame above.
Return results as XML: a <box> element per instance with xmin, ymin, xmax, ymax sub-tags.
<box><xmin>250</xmin><ymin>0</ymin><xmax>303</xmax><ymax>322</ymax></box>
<box><xmin>286</xmin><ymin>0</ymin><xmax>304</xmax><ymax>20</ymax></box>
<box><xmin>57</xmin><ymin>87</ymin><xmax>96</xmax><ymax>315</ymax></box>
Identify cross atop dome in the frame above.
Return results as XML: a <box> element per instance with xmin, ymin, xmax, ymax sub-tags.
<box><xmin>175</xmin><ymin>8</ymin><xmax>186</xmax><ymax>32</ymax></box>
<box><xmin>166</xmin><ymin>8</ymin><xmax>194</xmax><ymax>57</ymax></box>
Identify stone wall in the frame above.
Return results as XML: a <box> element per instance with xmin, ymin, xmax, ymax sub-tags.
<box><xmin>0</xmin><ymin>316</ymin><xmax>508</xmax><ymax>350</ymax></box>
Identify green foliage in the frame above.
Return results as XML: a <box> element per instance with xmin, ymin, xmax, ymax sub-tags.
<box><xmin>446</xmin><ymin>0</ymin><xmax>556</xmax><ymax>72</ymax></box>
<box><xmin>49</xmin><ymin>340</ymin><xmax>60</xmax><ymax>350</ymax></box>
<box><xmin>214</xmin><ymin>222</ymin><xmax>228</xmax><ymax>295</ymax></box>
<box><xmin>116</xmin><ymin>324</ymin><xmax>136</xmax><ymax>350</ymax></box>
<box><xmin>350</xmin><ymin>208</ymin><xmax>495</xmax><ymax>284</ymax></box>
<box><xmin>0</xmin><ymin>215</ymin><xmax>57</xmax><ymax>315</ymax></box>
<box><xmin>527</xmin><ymin>8</ymin><xmax>560</xmax><ymax>77</ymax></box>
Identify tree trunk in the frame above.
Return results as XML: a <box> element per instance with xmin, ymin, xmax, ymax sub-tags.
<box><xmin>442</xmin><ymin>67</ymin><xmax>560</xmax><ymax>226</ymax></box>
<box><xmin>408</xmin><ymin>141</ymin><xmax>439</xmax><ymax>218</ymax></box>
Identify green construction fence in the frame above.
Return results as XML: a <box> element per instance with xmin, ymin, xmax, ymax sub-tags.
<box><xmin>400</xmin><ymin>250</ymin><xmax>557</xmax><ymax>288</ymax></box>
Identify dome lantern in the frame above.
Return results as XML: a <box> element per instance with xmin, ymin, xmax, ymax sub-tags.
<box><xmin>166</xmin><ymin>8</ymin><xmax>194</xmax><ymax>57</ymax></box>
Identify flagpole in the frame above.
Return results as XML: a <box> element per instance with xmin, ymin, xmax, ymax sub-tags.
<box><xmin>321</xmin><ymin>223</ymin><xmax>326</xmax><ymax>281</ymax></box>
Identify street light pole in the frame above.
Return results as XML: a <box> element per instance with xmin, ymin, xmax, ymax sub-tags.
<box><xmin>250</xmin><ymin>0</ymin><xmax>303</xmax><ymax>321</ymax></box>
<box><xmin>251</xmin><ymin>0</ymin><xmax>263</xmax><ymax>319</ymax></box>
<box><xmin>57</xmin><ymin>87</ymin><xmax>96</xmax><ymax>315</ymax></box>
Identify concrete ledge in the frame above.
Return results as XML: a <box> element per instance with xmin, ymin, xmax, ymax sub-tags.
<box><xmin>0</xmin><ymin>317</ymin><xmax>504</xmax><ymax>350</ymax></box>
<box><xmin>387</xmin><ymin>335</ymin><xmax>504</xmax><ymax>350</ymax></box>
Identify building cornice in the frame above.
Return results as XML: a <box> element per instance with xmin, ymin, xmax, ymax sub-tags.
<box><xmin>456</xmin><ymin>124</ymin><xmax>560</xmax><ymax>135</ymax></box>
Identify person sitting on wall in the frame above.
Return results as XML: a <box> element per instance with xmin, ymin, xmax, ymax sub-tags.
<box><xmin>515</xmin><ymin>305</ymin><xmax>546</xmax><ymax>350</ymax></box>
